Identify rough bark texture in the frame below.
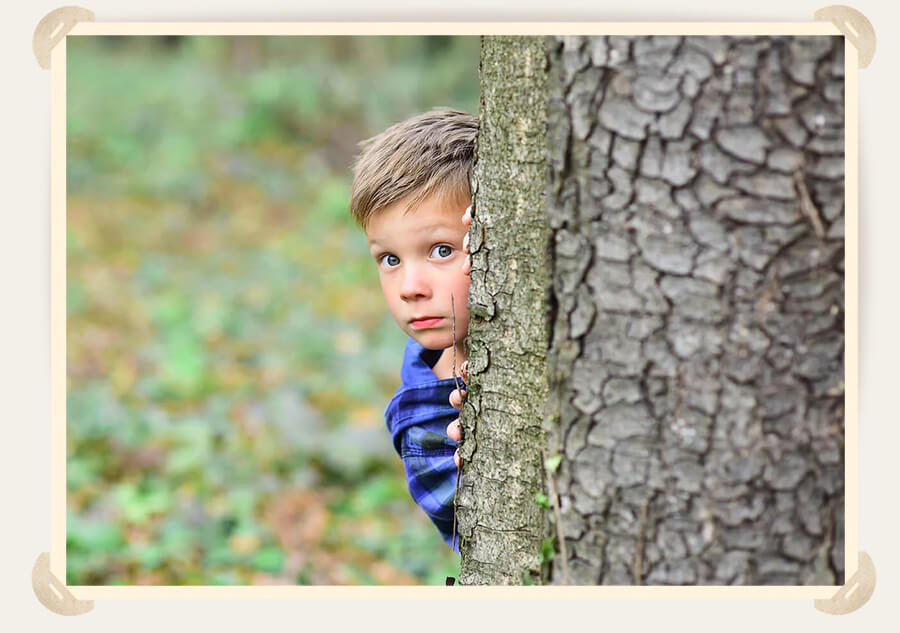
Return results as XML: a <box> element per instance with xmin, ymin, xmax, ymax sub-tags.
<box><xmin>456</xmin><ymin>36</ymin><xmax>550</xmax><ymax>585</ymax></box>
<box><xmin>544</xmin><ymin>35</ymin><xmax>845</xmax><ymax>585</ymax></box>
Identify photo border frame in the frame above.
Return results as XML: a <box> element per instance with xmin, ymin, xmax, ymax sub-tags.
<box><xmin>47</xmin><ymin>17</ymin><xmax>860</xmax><ymax>603</ymax></box>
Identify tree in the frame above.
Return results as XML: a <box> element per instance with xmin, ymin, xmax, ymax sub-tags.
<box><xmin>458</xmin><ymin>35</ymin><xmax>845</xmax><ymax>586</ymax></box>
<box><xmin>455</xmin><ymin>36</ymin><xmax>550</xmax><ymax>586</ymax></box>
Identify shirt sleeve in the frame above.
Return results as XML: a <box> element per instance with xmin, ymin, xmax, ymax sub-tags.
<box><xmin>399</xmin><ymin>415</ymin><xmax>460</xmax><ymax>551</ymax></box>
<box><xmin>385</xmin><ymin>339</ymin><xmax>465</xmax><ymax>552</ymax></box>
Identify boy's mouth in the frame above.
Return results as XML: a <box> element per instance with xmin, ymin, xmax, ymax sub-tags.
<box><xmin>410</xmin><ymin>317</ymin><xmax>444</xmax><ymax>330</ymax></box>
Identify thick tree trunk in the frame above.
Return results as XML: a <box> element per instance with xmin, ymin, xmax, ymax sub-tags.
<box><xmin>544</xmin><ymin>35</ymin><xmax>845</xmax><ymax>585</ymax></box>
<box><xmin>463</xmin><ymin>34</ymin><xmax>844</xmax><ymax>586</ymax></box>
<box><xmin>456</xmin><ymin>36</ymin><xmax>550</xmax><ymax>585</ymax></box>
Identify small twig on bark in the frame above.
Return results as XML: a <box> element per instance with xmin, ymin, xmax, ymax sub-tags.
<box><xmin>451</xmin><ymin>457</ymin><xmax>463</xmax><ymax>552</ymax></box>
<box><xmin>543</xmin><ymin>450</ymin><xmax>569</xmax><ymax>585</ymax></box>
<box><xmin>794</xmin><ymin>168</ymin><xmax>826</xmax><ymax>239</ymax></box>
<box><xmin>450</xmin><ymin>294</ymin><xmax>464</xmax><ymax>393</ymax></box>
<box><xmin>450</xmin><ymin>293</ymin><xmax>464</xmax><ymax>553</ymax></box>
<box><xmin>633</xmin><ymin>496</ymin><xmax>651</xmax><ymax>585</ymax></box>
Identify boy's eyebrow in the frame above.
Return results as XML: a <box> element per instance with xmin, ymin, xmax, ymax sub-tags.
<box><xmin>393</xmin><ymin>221</ymin><xmax>460</xmax><ymax>239</ymax></box>
<box><xmin>368</xmin><ymin>222</ymin><xmax>458</xmax><ymax>247</ymax></box>
<box><xmin>411</xmin><ymin>222</ymin><xmax>457</xmax><ymax>234</ymax></box>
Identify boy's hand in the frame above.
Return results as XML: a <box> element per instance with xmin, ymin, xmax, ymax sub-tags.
<box><xmin>447</xmin><ymin>360</ymin><xmax>468</xmax><ymax>466</ymax></box>
<box><xmin>461</xmin><ymin>205</ymin><xmax>472</xmax><ymax>275</ymax></box>
<box><xmin>450</xmin><ymin>204</ymin><xmax>471</xmax><ymax>464</ymax></box>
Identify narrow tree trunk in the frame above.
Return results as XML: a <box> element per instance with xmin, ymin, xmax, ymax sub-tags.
<box><xmin>457</xmin><ymin>36</ymin><xmax>550</xmax><ymax>585</ymax></box>
<box><xmin>545</xmin><ymin>35</ymin><xmax>845</xmax><ymax>585</ymax></box>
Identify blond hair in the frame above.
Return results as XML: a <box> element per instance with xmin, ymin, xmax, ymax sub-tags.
<box><xmin>350</xmin><ymin>108</ymin><xmax>477</xmax><ymax>228</ymax></box>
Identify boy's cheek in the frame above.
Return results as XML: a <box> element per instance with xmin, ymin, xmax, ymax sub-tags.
<box><xmin>460</xmin><ymin>313</ymin><xmax>471</xmax><ymax>336</ymax></box>
<box><xmin>378</xmin><ymin>278</ymin><xmax>397</xmax><ymax>309</ymax></box>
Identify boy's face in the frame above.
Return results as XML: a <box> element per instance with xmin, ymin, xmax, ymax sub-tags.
<box><xmin>366</xmin><ymin>194</ymin><xmax>470</xmax><ymax>352</ymax></box>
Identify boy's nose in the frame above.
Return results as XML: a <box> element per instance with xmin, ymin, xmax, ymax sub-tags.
<box><xmin>400</xmin><ymin>266</ymin><xmax>431</xmax><ymax>301</ymax></box>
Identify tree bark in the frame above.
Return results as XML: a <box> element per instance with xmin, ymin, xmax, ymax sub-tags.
<box><xmin>463</xmin><ymin>34</ymin><xmax>845</xmax><ymax>586</ymax></box>
<box><xmin>544</xmin><ymin>35</ymin><xmax>845</xmax><ymax>585</ymax></box>
<box><xmin>457</xmin><ymin>36</ymin><xmax>550</xmax><ymax>585</ymax></box>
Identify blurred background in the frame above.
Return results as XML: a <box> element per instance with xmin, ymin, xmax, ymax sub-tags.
<box><xmin>66</xmin><ymin>35</ymin><xmax>479</xmax><ymax>585</ymax></box>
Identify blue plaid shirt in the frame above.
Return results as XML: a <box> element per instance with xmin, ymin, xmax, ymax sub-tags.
<box><xmin>385</xmin><ymin>338</ymin><xmax>464</xmax><ymax>552</ymax></box>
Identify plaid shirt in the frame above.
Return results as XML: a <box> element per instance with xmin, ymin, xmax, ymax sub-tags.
<box><xmin>385</xmin><ymin>338</ymin><xmax>464</xmax><ymax>552</ymax></box>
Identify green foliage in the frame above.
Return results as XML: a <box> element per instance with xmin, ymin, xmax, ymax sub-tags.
<box><xmin>115</xmin><ymin>480</ymin><xmax>173</xmax><ymax>523</ymax></box>
<box><xmin>66</xmin><ymin>35</ymin><xmax>478</xmax><ymax>586</ymax></box>
<box><xmin>540</xmin><ymin>537</ymin><xmax>556</xmax><ymax>565</ymax></box>
<box><xmin>544</xmin><ymin>453</ymin><xmax>563</xmax><ymax>473</ymax></box>
<box><xmin>251</xmin><ymin>547</ymin><xmax>285</xmax><ymax>574</ymax></box>
<box><xmin>535</xmin><ymin>491</ymin><xmax>551</xmax><ymax>509</ymax></box>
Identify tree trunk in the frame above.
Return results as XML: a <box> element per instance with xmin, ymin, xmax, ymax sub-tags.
<box><xmin>464</xmin><ymin>34</ymin><xmax>845</xmax><ymax>586</ymax></box>
<box><xmin>545</xmin><ymin>35</ymin><xmax>845</xmax><ymax>585</ymax></box>
<box><xmin>457</xmin><ymin>36</ymin><xmax>550</xmax><ymax>585</ymax></box>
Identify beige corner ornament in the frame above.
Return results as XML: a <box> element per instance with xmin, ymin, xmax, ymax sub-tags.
<box><xmin>814</xmin><ymin>5</ymin><xmax>875</xmax><ymax>67</ymax></box>
<box><xmin>33</xmin><ymin>6</ymin><xmax>95</xmax><ymax>69</ymax></box>
<box><xmin>813</xmin><ymin>552</ymin><xmax>876</xmax><ymax>615</ymax></box>
<box><xmin>32</xmin><ymin>552</ymin><xmax>94</xmax><ymax>616</ymax></box>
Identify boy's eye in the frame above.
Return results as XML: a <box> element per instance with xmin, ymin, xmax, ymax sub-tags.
<box><xmin>381</xmin><ymin>254</ymin><xmax>401</xmax><ymax>268</ymax></box>
<box><xmin>431</xmin><ymin>244</ymin><xmax>453</xmax><ymax>259</ymax></box>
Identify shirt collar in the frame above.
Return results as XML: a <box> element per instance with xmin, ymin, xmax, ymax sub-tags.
<box><xmin>400</xmin><ymin>337</ymin><xmax>445</xmax><ymax>386</ymax></box>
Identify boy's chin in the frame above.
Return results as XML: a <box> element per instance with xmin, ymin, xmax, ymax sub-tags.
<box><xmin>409</xmin><ymin>331</ymin><xmax>453</xmax><ymax>351</ymax></box>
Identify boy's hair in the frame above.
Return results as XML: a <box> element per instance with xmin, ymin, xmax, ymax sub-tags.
<box><xmin>350</xmin><ymin>108</ymin><xmax>477</xmax><ymax>228</ymax></box>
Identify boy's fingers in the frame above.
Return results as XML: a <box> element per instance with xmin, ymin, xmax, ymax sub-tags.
<box><xmin>462</xmin><ymin>255</ymin><xmax>471</xmax><ymax>275</ymax></box>
<box><xmin>462</xmin><ymin>205</ymin><xmax>472</xmax><ymax>226</ymax></box>
<box><xmin>460</xmin><ymin>360</ymin><xmax>468</xmax><ymax>383</ymax></box>
<box><xmin>454</xmin><ymin>450</ymin><xmax>460</xmax><ymax>467</ymax></box>
<box><xmin>446</xmin><ymin>419</ymin><xmax>461</xmax><ymax>441</ymax></box>
<box><xmin>449</xmin><ymin>388</ymin><xmax>466</xmax><ymax>409</ymax></box>
<box><xmin>463</xmin><ymin>232</ymin><xmax>470</xmax><ymax>253</ymax></box>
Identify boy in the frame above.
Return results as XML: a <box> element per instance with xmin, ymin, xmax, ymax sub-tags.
<box><xmin>350</xmin><ymin>109</ymin><xmax>474</xmax><ymax>551</ymax></box>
